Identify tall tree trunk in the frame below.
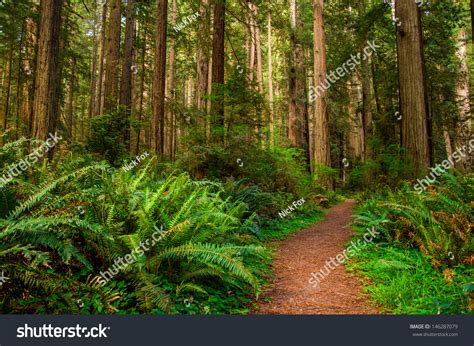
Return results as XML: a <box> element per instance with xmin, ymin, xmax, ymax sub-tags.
<box><xmin>135</xmin><ymin>24</ymin><xmax>147</xmax><ymax>155</ymax></box>
<box><xmin>346</xmin><ymin>77</ymin><xmax>364</xmax><ymax>163</ymax></box>
<box><xmin>196</xmin><ymin>0</ymin><xmax>210</xmax><ymax>119</ymax></box>
<box><xmin>267</xmin><ymin>0</ymin><xmax>274</xmax><ymax>147</ymax></box>
<box><xmin>165</xmin><ymin>0</ymin><xmax>176</xmax><ymax>160</ymax></box>
<box><xmin>95</xmin><ymin>1</ymin><xmax>107</xmax><ymax>116</ymax></box>
<box><xmin>471</xmin><ymin>0</ymin><xmax>474</xmax><ymax>45</ymax></box>
<box><xmin>32</xmin><ymin>0</ymin><xmax>63</xmax><ymax>146</ymax></box>
<box><xmin>65</xmin><ymin>57</ymin><xmax>76</xmax><ymax>142</ymax></box>
<box><xmin>210</xmin><ymin>0</ymin><xmax>225</xmax><ymax>142</ymax></box>
<box><xmin>312</xmin><ymin>0</ymin><xmax>331</xmax><ymax>171</ymax></box>
<box><xmin>104</xmin><ymin>0</ymin><xmax>121</xmax><ymax>113</ymax></box>
<box><xmin>120</xmin><ymin>0</ymin><xmax>136</xmax><ymax>150</ymax></box>
<box><xmin>395</xmin><ymin>0</ymin><xmax>431</xmax><ymax>176</ymax></box>
<box><xmin>358</xmin><ymin>1</ymin><xmax>373</xmax><ymax>161</ymax></box>
<box><xmin>0</xmin><ymin>40</ymin><xmax>14</xmax><ymax>145</ymax></box>
<box><xmin>89</xmin><ymin>0</ymin><xmax>98</xmax><ymax>120</ymax></box>
<box><xmin>20</xmin><ymin>17</ymin><xmax>36</xmax><ymax>137</ymax></box>
<box><xmin>153</xmin><ymin>0</ymin><xmax>168</xmax><ymax>155</ymax></box>
<box><xmin>455</xmin><ymin>28</ymin><xmax>471</xmax><ymax>171</ymax></box>
<box><xmin>289</xmin><ymin>0</ymin><xmax>307</xmax><ymax>149</ymax></box>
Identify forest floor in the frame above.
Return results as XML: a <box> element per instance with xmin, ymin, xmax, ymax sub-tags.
<box><xmin>256</xmin><ymin>200</ymin><xmax>379</xmax><ymax>314</ymax></box>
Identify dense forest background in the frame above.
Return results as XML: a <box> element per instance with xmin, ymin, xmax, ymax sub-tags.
<box><xmin>0</xmin><ymin>0</ymin><xmax>472</xmax><ymax>314</ymax></box>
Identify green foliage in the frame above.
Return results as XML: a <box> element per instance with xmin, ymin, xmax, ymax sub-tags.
<box><xmin>87</xmin><ymin>109</ymin><xmax>128</xmax><ymax>165</ymax></box>
<box><xmin>0</xmin><ymin>149</ymin><xmax>272</xmax><ymax>314</ymax></box>
<box><xmin>354</xmin><ymin>172</ymin><xmax>473</xmax><ymax>267</ymax></box>
<box><xmin>346</xmin><ymin>244</ymin><xmax>472</xmax><ymax>314</ymax></box>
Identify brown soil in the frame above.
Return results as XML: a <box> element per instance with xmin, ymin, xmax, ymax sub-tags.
<box><xmin>256</xmin><ymin>200</ymin><xmax>379</xmax><ymax>314</ymax></box>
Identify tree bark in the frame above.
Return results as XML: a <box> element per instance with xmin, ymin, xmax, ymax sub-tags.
<box><xmin>267</xmin><ymin>0</ymin><xmax>274</xmax><ymax>147</ymax></box>
<box><xmin>395</xmin><ymin>0</ymin><xmax>430</xmax><ymax>176</ymax></box>
<box><xmin>196</xmin><ymin>0</ymin><xmax>210</xmax><ymax>117</ymax></box>
<box><xmin>454</xmin><ymin>28</ymin><xmax>471</xmax><ymax>171</ymax></box>
<box><xmin>210</xmin><ymin>0</ymin><xmax>225</xmax><ymax>142</ymax></box>
<box><xmin>165</xmin><ymin>0</ymin><xmax>177</xmax><ymax>160</ymax></box>
<box><xmin>65</xmin><ymin>57</ymin><xmax>76</xmax><ymax>142</ymax></box>
<box><xmin>95</xmin><ymin>0</ymin><xmax>107</xmax><ymax>116</ymax></box>
<box><xmin>358</xmin><ymin>1</ymin><xmax>373</xmax><ymax>161</ymax></box>
<box><xmin>32</xmin><ymin>0</ymin><xmax>63</xmax><ymax>145</ymax></box>
<box><xmin>135</xmin><ymin>24</ymin><xmax>147</xmax><ymax>155</ymax></box>
<box><xmin>289</xmin><ymin>0</ymin><xmax>308</xmax><ymax>149</ymax></box>
<box><xmin>120</xmin><ymin>0</ymin><xmax>136</xmax><ymax>150</ymax></box>
<box><xmin>104</xmin><ymin>0</ymin><xmax>121</xmax><ymax>113</ymax></box>
<box><xmin>312</xmin><ymin>0</ymin><xmax>331</xmax><ymax>170</ymax></box>
<box><xmin>153</xmin><ymin>0</ymin><xmax>168</xmax><ymax>154</ymax></box>
<box><xmin>89</xmin><ymin>0</ymin><xmax>98</xmax><ymax>121</ymax></box>
<box><xmin>0</xmin><ymin>40</ymin><xmax>14</xmax><ymax>145</ymax></box>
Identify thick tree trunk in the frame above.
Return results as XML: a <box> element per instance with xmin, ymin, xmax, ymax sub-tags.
<box><xmin>210</xmin><ymin>0</ymin><xmax>225</xmax><ymax>142</ymax></box>
<box><xmin>32</xmin><ymin>0</ymin><xmax>62</xmax><ymax>145</ymax></box>
<box><xmin>153</xmin><ymin>0</ymin><xmax>168</xmax><ymax>155</ymax></box>
<box><xmin>95</xmin><ymin>1</ymin><xmax>107</xmax><ymax>116</ymax></box>
<box><xmin>120</xmin><ymin>0</ymin><xmax>136</xmax><ymax>150</ymax></box>
<box><xmin>104</xmin><ymin>0</ymin><xmax>121</xmax><ymax>113</ymax></box>
<box><xmin>395</xmin><ymin>0</ymin><xmax>430</xmax><ymax>176</ymax></box>
<box><xmin>312</xmin><ymin>0</ymin><xmax>331</xmax><ymax>170</ymax></box>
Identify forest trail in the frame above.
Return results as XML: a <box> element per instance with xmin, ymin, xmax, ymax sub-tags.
<box><xmin>256</xmin><ymin>200</ymin><xmax>379</xmax><ymax>314</ymax></box>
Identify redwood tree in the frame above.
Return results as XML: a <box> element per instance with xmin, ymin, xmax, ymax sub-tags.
<box><xmin>31</xmin><ymin>0</ymin><xmax>63</xmax><ymax>147</ymax></box>
<box><xmin>395</xmin><ymin>0</ymin><xmax>431</xmax><ymax>175</ymax></box>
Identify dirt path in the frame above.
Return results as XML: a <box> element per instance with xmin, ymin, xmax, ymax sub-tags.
<box><xmin>256</xmin><ymin>200</ymin><xmax>378</xmax><ymax>314</ymax></box>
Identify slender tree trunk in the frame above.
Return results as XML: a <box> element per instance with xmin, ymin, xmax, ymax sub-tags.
<box><xmin>89</xmin><ymin>0</ymin><xmax>98</xmax><ymax>120</ymax></box>
<box><xmin>358</xmin><ymin>1</ymin><xmax>373</xmax><ymax>161</ymax></box>
<box><xmin>312</xmin><ymin>0</ymin><xmax>331</xmax><ymax>171</ymax></box>
<box><xmin>196</xmin><ymin>0</ymin><xmax>210</xmax><ymax>118</ymax></box>
<box><xmin>120</xmin><ymin>0</ymin><xmax>136</xmax><ymax>150</ymax></box>
<box><xmin>95</xmin><ymin>1</ymin><xmax>107</xmax><ymax>116</ymax></box>
<box><xmin>104</xmin><ymin>0</ymin><xmax>121</xmax><ymax>113</ymax></box>
<box><xmin>136</xmin><ymin>25</ymin><xmax>147</xmax><ymax>155</ymax></box>
<box><xmin>166</xmin><ymin>0</ymin><xmax>177</xmax><ymax>160</ymax></box>
<box><xmin>210</xmin><ymin>0</ymin><xmax>225</xmax><ymax>142</ymax></box>
<box><xmin>15</xmin><ymin>23</ymin><xmax>26</xmax><ymax>138</ymax></box>
<box><xmin>455</xmin><ymin>28</ymin><xmax>471</xmax><ymax>171</ymax></box>
<box><xmin>153</xmin><ymin>0</ymin><xmax>168</xmax><ymax>154</ymax></box>
<box><xmin>65</xmin><ymin>57</ymin><xmax>76</xmax><ymax>142</ymax></box>
<box><xmin>19</xmin><ymin>17</ymin><xmax>36</xmax><ymax>137</ymax></box>
<box><xmin>0</xmin><ymin>40</ymin><xmax>14</xmax><ymax>144</ymax></box>
<box><xmin>395</xmin><ymin>0</ymin><xmax>431</xmax><ymax>175</ymax></box>
<box><xmin>346</xmin><ymin>76</ymin><xmax>364</xmax><ymax>162</ymax></box>
<box><xmin>32</xmin><ymin>0</ymin><xmax>63</xmax><ymax>146</ymax></box>
<box><xmin>267</xmin><ymin>0</ymin><xmax>274</xmax><ymax>147</ymax></box>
